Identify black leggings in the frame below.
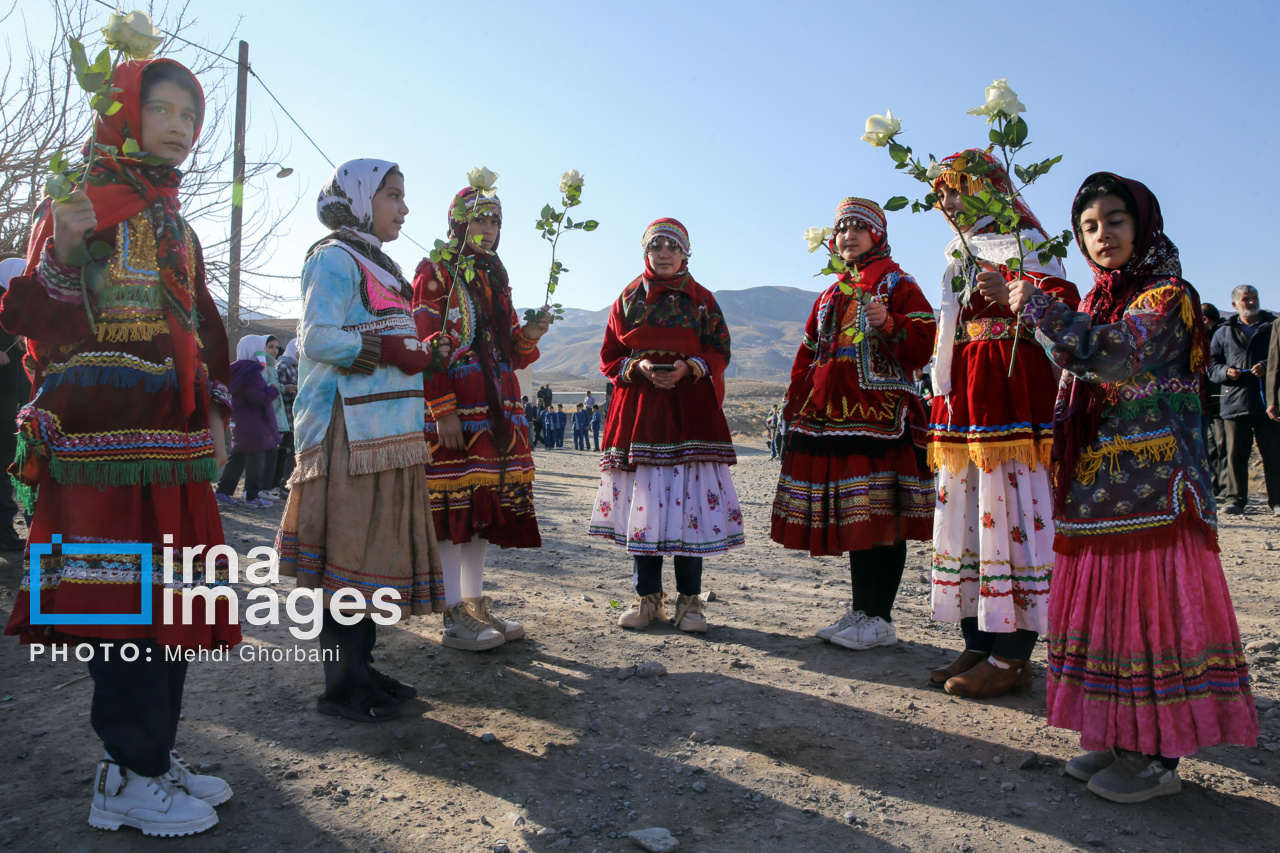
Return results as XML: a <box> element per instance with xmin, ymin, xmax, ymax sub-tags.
<box><xmin>633</xmin><ymin>555</ymin><xmax>703</xmax><ymax>597</ymax></box>
<box><xmin>849</xmin><ymin>540</ymin><xmax>906</xmax><ymax>622</ymax></box>
<box><xmin>960</xmin><ymin>616</ymin><xmax>1039</xmax><ymax>660</ymax></box>
<box><xmin>317</xmin><ymin>610</ymin><xmax>377</xmax><ymax>697</ymax></box>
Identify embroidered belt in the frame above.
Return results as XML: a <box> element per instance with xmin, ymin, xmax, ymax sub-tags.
<box><xmin>955</xmin><ymin>317</ymin><xmax>1033</xmax><ymax>344</ymax></box>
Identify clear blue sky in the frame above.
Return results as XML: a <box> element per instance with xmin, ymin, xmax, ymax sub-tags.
<box><xmin>12</xmin><ymin>0</ymin><xmax>1279</xmax><ymax>317</ymax></box>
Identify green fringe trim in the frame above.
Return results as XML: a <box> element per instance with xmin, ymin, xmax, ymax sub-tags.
<box><xmin>95</xmin><ymin>282</ymin><xmax>163</xmax><ymax>310</ymax></box>
<box><xmin>48</xmin><ymin>457</ymin><xmax>219</xmax><ymax>489</ymax></box>
<box><xmin>10</xmin><ymin>473</ymin><xmax>37</xmax><ymax>516</ymax></box>
<box><xmin>1104</xmin><ymin>393</ymin><xmax>1202</xmax><ymax>421</ymax></box>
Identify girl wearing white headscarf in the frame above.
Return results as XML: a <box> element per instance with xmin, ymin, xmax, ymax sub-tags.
<box><xmin>275</xmin><ymin>159</ymin><xmax>445</xmax><ymax>723</ymax></box>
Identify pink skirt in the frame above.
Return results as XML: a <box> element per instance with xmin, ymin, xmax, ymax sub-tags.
<box><xmin>1046</xmin><ymin>525</ymin><xmax>1258</xmax><ymax>757</ymax></box>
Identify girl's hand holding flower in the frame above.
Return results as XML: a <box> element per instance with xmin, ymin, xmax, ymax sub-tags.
<box><xmin>976</xmin><ymin>269</ymin><xmax>1011</xmax><ymax>306</ymax></box>
<box><xmin>51</xmin><ymin>189</ymin><xmax>98</xmax><ymax>265</ymax></box>
<box><xmin>1008</xmin><ymin>278</ymin><xmax>1038</xmax><ymax>318</ymax></box>
<box><xmin>522</xmin><ymin>306</ymin><xmax>553</xmax><ymax>342</ymax></box>
<box><xmin>865</xmin><ymin>300</ymin><xmax>889</xmax><ymax>329</ymax></box>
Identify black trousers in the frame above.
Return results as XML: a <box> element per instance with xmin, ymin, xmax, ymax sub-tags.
<box><xmin>317</xmin><ymin>610</ymin><xmax>376</xmax><ymax>696</ymax></box>
<box><xmin>87</xmin><ymin>639</ymin><xmax>186</xmax><ymax>777</ymax></box>
<box><xmin>216</xmin><ymin>449</ymin><xmax>267</xmax><ymax>501</ymax></box>
<box><xmin>1223</xmin><ymin>414</ymin><xmax>1280</xmax><ymax>507</ymax></box>
<box><xmin>633</xmin><ymin>555</ymin><xmax>703</xmax><ymax>597</ymax></box>
<box><xmin>849</xmin><ymin>540</ymin><xmax>906</xmax><ymax>622</ymax></box>
<box><xmin>1205</xmin><ymin>416</ymin><xmax>1227</xmax><ymax>495</ymax></box>
<box><xmin>960</xmin><ymin>616</ymin><xmax>1038</xmax><ymax>660</ymax></box>
<box><xmin>273</xmin><ymin>432</ymin><xmax>295</xmax><ymax>490</ymax></box>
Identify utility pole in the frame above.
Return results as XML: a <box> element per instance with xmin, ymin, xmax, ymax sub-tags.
<box><xmin>226</xmin><ymin>39</ymin><xmax>249</xmax><ymax>353</ymax></box>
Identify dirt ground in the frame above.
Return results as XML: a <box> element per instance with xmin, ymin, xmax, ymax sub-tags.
<box><xmin>2</xmin><ymin>434</ymin><xmax>1280</xmax><ymax>853</ymax></box>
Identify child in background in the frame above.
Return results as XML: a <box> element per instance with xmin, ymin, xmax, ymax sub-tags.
<box><xmin>215</xmin><ymin>334</ymin><xmax>281</xmax><ymax>508</ymax></box>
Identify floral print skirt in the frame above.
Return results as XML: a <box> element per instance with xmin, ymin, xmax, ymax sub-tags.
<box><xmin>588</xmin><ymin>462</ymin><xmax>744</xmax><ymax>556</ymax></box>
<box><xmin>930</xmin><ymin>459</ymin><xmax>1054</xmax><ymax>633</ymax></box>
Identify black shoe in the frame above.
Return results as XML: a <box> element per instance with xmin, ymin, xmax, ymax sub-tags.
<box><xmin>316</xmin><ymin>684</ymin><xmax>403</xmax><ymax>722</ymax></box>
<box><xmin>368</xmin><ymin>666</ymin><xmax>417</xmax><ymax>701</ymax></box>
<box><xmin>1223</xmin><ymin>504</ymin><xmax>1244</xmax><ymax>515</ymax></box>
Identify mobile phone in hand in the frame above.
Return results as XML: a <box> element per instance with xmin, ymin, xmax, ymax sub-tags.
<box><xmin>650</xmin><ymin>364</ymin><xmax>677</xmax><ymax>372</ymax></box>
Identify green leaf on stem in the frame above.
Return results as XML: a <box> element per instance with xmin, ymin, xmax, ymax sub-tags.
<box><xmin>91</xmin><ymin>47</ymin><xmax>112</xmax><ymax>74</ymax></box>
<box><xmin>68</xmin><ymin>38</ymin><xmax>89</xmax><ymax>77</ymax></box>
<box><xmin>45</xmin><ymin>173</ymin><xmax>75</xmax><ymax>202</ymax></box>
<box><xmin>50</xmin><ymin>151</ymin><xmax>67</xmax><ymax>173</ymax></box>
<box><xmin>88</xmin><ymin>240</ymin><xmax>112</xmax><ymax>261</ymax></box>
<box><xmin>1038</xmin><ymin>251</ymin><xmax>1053</xmax><ymax>265</ymax></box>
<box><xmin>888</xmin><ymin>142</ymin><xmax>910</xmax><ymax>164</ymax></box>
<box><xmin>951</xmin><ymin>274</ymin><xmax>967</xmax><ymax>293</ymax></box>
<box><xmin>883</xmin><ymin>196</ymin><xmax>909</xmax><ymax>212</ymax></box>
<box><xmin>989</xmin><ymin>128</ymin><xmax>1003</xmax><ymax>146</ymax></box>
<box><xmin>582</xmin><ymin>220</ymin><xmax>599</xmax><ymax>231</ymax></box>
<box><xmin>1007</xmin><ymin>117</ymin><xmax>1029</xmax><ymax>147</ymax></box>
<box><xmin>540</xmin><ymin>204</ymin><xmax>553</xmax><ymax>220</ymax></box>
<box><xmin>121</xmin><ymin>138</ymin><xmax>140</xmax><ymax>155</ymax></box>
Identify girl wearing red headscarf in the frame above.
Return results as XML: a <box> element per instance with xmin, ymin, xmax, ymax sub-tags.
<box><xmin>412</xmin><ymin>188</ymin><xmax>549</xmax><ymax>651</ymax></box>
<box><xmin>1</xmin><ymin>60</ymin><xmax>235</xmax><ymax>835</ymax></box>
<box><xmin>771</xmin><ymin>198</ymin><xmax>936</xmax><ymax>652</ymax></box>
<box><xmin>925</xmin><ymin>150</ymin><xmax>1080</xmax><ymax>699</ymax></box>
<box><xmin>589</xmin><ymin>218</ymin><xmax>742</xmax><ymax>633</ymax></box>
<box><xmin>1009</xmin><ymin>173</ymin><xmax>1258</xmax><ymax>803</ymax></box>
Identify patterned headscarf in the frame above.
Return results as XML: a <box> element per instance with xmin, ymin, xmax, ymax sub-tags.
<box><xmin>642</xmin><ymin>218</ymin><xmax>691</xmax><ymax>256</ymax></box>
<box><xmin>932</xmin><ymin>149</ymin><xmax>1045</xmax><ymax>235</ymax></box>
<box><xmin>311</xmin><ymin>159</ymin><xmax>410</xmax><ymax>293</ymax></box>
<box><xmin>830</xmin><ymin>197</ymin><xmax>891</xmax><ymax>269</ymax></box>
<box><xmin>448</xmin><ymin>187</ymin><xmax>503</xmax><ymax>227</ymax></box>
<box><xmin>640</xmin><ymin>217</ymin><xmax>692</xmax><ymax>287</ymax></box>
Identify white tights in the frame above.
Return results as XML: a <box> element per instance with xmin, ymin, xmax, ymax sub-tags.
<box><xmin>439</xmin><ymin>536</ymin><xmax>489</xmax><ymax>606</ymax></box>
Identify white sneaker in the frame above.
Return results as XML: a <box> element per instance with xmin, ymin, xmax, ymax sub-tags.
<box><xmin>830</xmin><ymin>615</ymin><xmax>898</xmax><ymax>650</ymax></box>
<box><xmin>164</xmin><ymin>751</ymin><xmax>232</xmax><ymax>806</ymax></box>
<box><xmin>88</xmin><ymin>760</ymin><xmax>218</xmax><ymax>837</ymax></box>
<box><xmin>816</xmin><ymin>609</ymin><xmax>866</xmax><ymax>641</ymax></box>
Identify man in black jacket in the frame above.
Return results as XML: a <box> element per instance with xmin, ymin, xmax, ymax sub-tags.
<box><xmin>1202</xmin><ymin>303</ymin><xmax>1227</xmax><ymax>496</ymax></box>
<box><xmin>1208</xmin><ymin>285</ymin><xmax>1280</xmax><ymax>515</ymax></box>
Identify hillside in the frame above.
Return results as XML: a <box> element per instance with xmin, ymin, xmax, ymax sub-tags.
<box><xmin>528</xmin><ymin>285</ymin><xmax>816</xmax><ymax>380</ymax></box>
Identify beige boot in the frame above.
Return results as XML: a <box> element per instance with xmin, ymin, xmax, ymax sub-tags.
<box><xmin>618</xmin><ymin>592</ymin><xmax>667</xmax><ymax>629</ymax></box>
<box><xmin>673</xmin><ymin>594</ymin><xmax>708</xmax><ymax>632</ymax></box>
<box><xmin>442</xmin><ymin>601</ymin><xmax>505</xmax><ymax>651</ymax></box>
<box><xmin>476</xmin><ymin>595</ymin><xmax>525</xmax><ymax>641</ymax></box>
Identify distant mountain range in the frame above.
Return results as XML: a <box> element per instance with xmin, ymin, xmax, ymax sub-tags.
<box><xmin>527</xmin><ymin>285</ymin><xmax>817</xmax><ymax>381</ymax></box>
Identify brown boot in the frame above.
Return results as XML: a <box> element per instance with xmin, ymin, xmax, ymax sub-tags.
<box><xmin>928</xmin><ymin>649</ymin><xmax>987</xmax><ymax>687</ymax></box>
<box><xmin>944</xmin><ymin>654</ymin><xmax>1033</xmax><ymax>699</ymax></box>
<box><xmin>618</xmin><ymin>593</ymin><xmax>668</xmax><ymax>629</ymax></box>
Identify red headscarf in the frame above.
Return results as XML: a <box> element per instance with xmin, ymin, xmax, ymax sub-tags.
<box><xmin>1051</xmin><ymin>173</ymin><xmax>1207</xmax><ymax>510</ymax></box>
<box><xmin>24</xmin><ymin>58</ymin><xmax>206</xmax><ymax>415</ymax></box>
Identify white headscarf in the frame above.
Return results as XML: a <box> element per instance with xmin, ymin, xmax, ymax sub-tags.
<box><xmin>236</xmin><ymin>333</ymin><xmax>270</xmax><ymax>362</ymax></box>
<box><xmin>284</xmin><ymin>338</ymin><xmax>298</xmax><ymax>361</ymax></box>
<box><xmin>315</xmin><ymin>159</ymin><xmax>410</xmax><ymax>296</ymax></box>
<box><xmin>0</xmin><ymin>257</ymin><xmax>25</xmax><ymax>292</ymax></box>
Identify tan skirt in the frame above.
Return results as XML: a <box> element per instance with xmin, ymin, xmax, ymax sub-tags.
<box><xmin>276</xmin><ymin>400</ymin><xmax>444</xmax><ymax>617</ymax></box>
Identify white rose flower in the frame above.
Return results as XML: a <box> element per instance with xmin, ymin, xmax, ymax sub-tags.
<box><xmin>966</xmin><ymin>78</ymin><xmax>1026</xmax><ymax>124</ymax></box>
<box><xmin>102</xmin><ymin>10</ymin><xmax>164</xmax><ymax>60</ymax></box>
<box><xmin>803</xmin><ymin>226</ymin><xmax>833</xmax><ymax>253</ymax></box>
<box><xmin>559</xmin><ymin>169</ymin><xmax>585</xmax><ymax>194</ymax></box>
<box><xmin>467</xmin><ymin>166</ymin><xmax>500</xmax><ymax>198</ymax></box>
<box><xmin>860</xmin><ymin>110</ymin><xmax>901</xmax><ymax>147</ymax></box>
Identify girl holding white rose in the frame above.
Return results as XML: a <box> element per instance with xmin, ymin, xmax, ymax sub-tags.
<box><xmin>412</xmin><ymin>185</ymin><xmax>550</xmax><ymax>651</ymax></box>
<box><xmin>1007</xmin><ymin>172</ymin><xmax>1257</xmax><ymax>803</ymax></box>
<box><xmin>770</xmin><ymin>198</ymin><xmax>936</xmax><ymax>651</ymax></box>
<box><xmin>925</xmin><ymin>150</ymin><xmax>1080</xmax><ymax>699</ymax></box>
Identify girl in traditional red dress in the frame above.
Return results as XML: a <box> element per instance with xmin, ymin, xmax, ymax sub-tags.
<box><xmin>1010</xmin><ymin>173</ymin><xmax>1257</xmax><ymax>803</ymax></box>
<box><xmin>771</xmin><ymin>198</ymin><xmax>936</xmax><ymax>651</ymax></box>
<box><xmin>412</xmin><ymin>187</ymin><xmax>549</xmax><ymax>651</ymax></box>
<box><xmin>2</xmin><ymin>59</ymin><xmax>235</xmax><ymax>836</ymax></box>
<box><xmin>925</xmin><ymin>150</ymin><xmax>1080</xmax><ymax>698</ymax></box>
<box><xmin>589</xmin><ymin>218</ymin><xmax>742</xmax><ymax>633</ymax></box>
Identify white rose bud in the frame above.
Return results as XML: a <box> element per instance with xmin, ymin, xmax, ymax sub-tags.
<box><xmin>559</xmin><ymin>169</ymin><xmax>585</xmax><ymax>195</ymax></box>
<box><xmin>803</xmin><ymin>226</ymin><xmax>833</xmax><ymax>253</ymax></box>
<box><xmin>101</xmin><ymin>10</ymin><xmax>164</xmax><ymax>61</ymax></box>
<box><xmin>966</xmin><ymin>78</ymin><xmax>1026</xmax><ymax>124</ymax></box>
<box><xmin>467</xmin><ymin>166</ymin><xmax>500</xmax><ymax>197</ymax></box>
<box><xmin>860</xmin><ymin>109</ymin><xmax>902</xmax><ymax>148</ymax></box>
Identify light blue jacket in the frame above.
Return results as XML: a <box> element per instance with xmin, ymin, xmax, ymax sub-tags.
<box><xmin>292</xmin><ymin>243</ymin><xmax>430</xmax><ymax>481</ymax></box>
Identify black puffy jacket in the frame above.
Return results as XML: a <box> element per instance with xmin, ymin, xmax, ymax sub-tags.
<box><xmin>1208</xmin><ymin>311</ymin><xmax>1275</xmax><ymax>418</ymax></box>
